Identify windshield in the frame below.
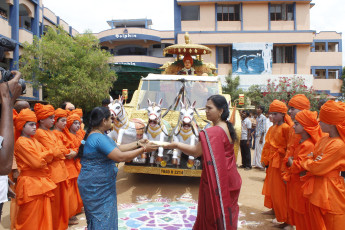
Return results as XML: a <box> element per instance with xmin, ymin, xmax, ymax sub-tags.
<box><xmin>137</xmin><ymin>80</ymin><xmax>219</xmax><ymax>110</ymax></box>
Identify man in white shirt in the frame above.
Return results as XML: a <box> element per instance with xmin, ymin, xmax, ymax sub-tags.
<box><xmin>240</xmin><ymin>111</ymin><xmax>252</xmax><ymax>170</ymax></box>
<box><xmin>253</xmin><ymin>106</ymin><xmax>266</xmax><ymax>169</ymax></box>
<box><xmin>262</xmin><ymin>43</ymin><xmax>272</xmax><ymax>73</ymax></box>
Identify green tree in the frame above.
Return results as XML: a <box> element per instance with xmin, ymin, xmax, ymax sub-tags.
<box><xmin>19</xmin><ymin>27</ymin><xmax>116</xmax><ymax>111</ymax></box>
<box><xmin>246</xmin><ymin>85</ymin><xmax>264</xmax><ymax>107</ymax></box>
<box><xmin>222</xmin><ymin>71</ymin><xmax>245</xmax><ymax>106</ymax></box>
<box><xmin>246</xmin><ymin>76</ymin><xmax>326</xmax><ymax>112</ymax></box>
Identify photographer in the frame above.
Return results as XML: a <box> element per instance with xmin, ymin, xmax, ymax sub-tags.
<box><xmin>0</xmin><ymin>70</ymin><xmax>22</xmax><ymax>175</ymax></box>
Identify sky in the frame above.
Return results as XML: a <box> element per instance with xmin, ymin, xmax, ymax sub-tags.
<box><xmin>42</xmin><ymin>0</ymin><xmax>345</xmax><ymax>66</ymax></box>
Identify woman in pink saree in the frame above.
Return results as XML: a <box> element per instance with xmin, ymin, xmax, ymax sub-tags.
<box><xmin>165</xmin><ymin>95</ymin><xmax>242</xmax><ymax>230</ymax></box>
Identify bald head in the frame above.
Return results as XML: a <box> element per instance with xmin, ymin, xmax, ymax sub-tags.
<box><xmin>14</xmin><ymin>101</ymin><xmax>30</xmax><ymax>113</ymax></box>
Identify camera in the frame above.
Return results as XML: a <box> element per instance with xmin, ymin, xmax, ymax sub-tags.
<box><xmin>0</xmin><ymin>67</ymin><xmax>26</xmax><ymax>94</ymax></box>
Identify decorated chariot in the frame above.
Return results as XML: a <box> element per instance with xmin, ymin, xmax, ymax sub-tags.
<box><xmin>108</xmin><ymin>33</ymin><xmax>241</xmax><ymax>177</ymax></box>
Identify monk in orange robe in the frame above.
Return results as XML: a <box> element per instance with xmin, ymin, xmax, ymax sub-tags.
<box><xmin>281</xmin><ymin>94</ymin><xmax>311</xmax><ymax>226</ymax></box>
<box><xmin>301</xmin><ymin>100</ymin><xmax>345</xmax><ymax>230</ymax></box>
<box><xmin>266</xmin><ymin>100</ymin><xmax>291</xmax><ymax>224</ymax></box>
<box><xmin>33</xmin><ymin>103</ymin><xmax>70</xmax><ymax>230</ymax></box>
<box><xmin>261</xmin><ymin>114</ymin><xmax>276</xmax><ymax>211</ymax></box>
<box><xmin>284</xmin><ymin>110</ymin><xmax>323</xmax><ymax>230</ymax></box>
<box><xmin>9</xmin><ymin>101</ymin><xmax>30</xmax><ymax>230</ymax></box>
<box><xmin>71</xmin><ymin>108</ymin><xmax>85</xmax><ymax>142</ymax></box>
<box><xmin>52</xmin><ymin>109</ymin><xmax>81</xmax><ymax>224</ymax></box>
<box><xmin>70</xmin><ymin>109</ymin><xmax>85</xmax><ymax>172</ymax></box>
<box><xmin>63</xmin><ymin>114</ymin><xmax>83</xmax><ymax>217</ymax></box>
<box><xmin>284</xmin><ymin>94</ymin><xmax>311</xmax><ymax>168</ymax></box>
<box><xmin>14</xmin><ymin>109</ymin><xmax>56</xmax><ymax>230</ymax></box>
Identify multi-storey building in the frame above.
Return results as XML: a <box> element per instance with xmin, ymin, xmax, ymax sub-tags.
<box><xmin>0</xmin><ymin>0</ymin><xmax>78</xmax><ymax>101</ymax></box>
<box><xmin>94</xmin><ymin>19</ymin><xmax>175</xmax><ymax>69</ymax></box>
<box><xmin>1</xmin><ymin>0</ymin><xmax>342</xmax><ymax>100</ymax></box>
<box><xmin>94</xmin><ymin>0</ymin><xmax>343</xmax><ymax>97</ymax></box>
<box><xmin>93</xmin><ymin>19</ymin><xmax>176</xmax><ymax>98</ymax></box>
<box><xmin>172</xmin><ymin>0</ymin><xmax>342</xmax><ymax>96</ymax></box>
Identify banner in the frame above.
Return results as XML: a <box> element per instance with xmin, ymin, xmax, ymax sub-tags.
<box><xmin>232</xmin><ymin>43</ymin><xmax>273</xmax><ymax>75</ymax></box>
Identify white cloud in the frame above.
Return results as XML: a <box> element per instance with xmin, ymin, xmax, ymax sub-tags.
<box><xmin>42</xmin><ymin>0</ymin><xmax>344</xmax><ymax>66</ymax></box>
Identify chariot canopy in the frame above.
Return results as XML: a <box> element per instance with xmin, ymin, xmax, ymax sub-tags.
<box><xmin>163</xmin><ymin>32</ymin><xmax>212</xmax><ymax>57</ymax></box>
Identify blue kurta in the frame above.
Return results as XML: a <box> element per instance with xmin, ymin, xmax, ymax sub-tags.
<box><xmin>78</xmin><ymin>133</ymin><xmax>118</xmax><ymax>230</ymax></box>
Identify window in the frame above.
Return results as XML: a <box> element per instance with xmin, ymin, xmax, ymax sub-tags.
<box><xmin>152</xmin><ymin>44</ymin><xmax>161</xmax><ymax>49</ymax></box>
<box><xmin>218</xmin><ymin>46</ymin><xmax>232</xmax><ymax>64</ymax></box>
<box><xmin>328</xmin><ymin>42</ymin><xmax>339</xmax><ymax>52</ymax></box>
<box><xmin>117</xmin><ymin>47</ymin><xmax>147</xmax><ymax>56</ymax></box>
<box><xmin>270</xmin><ymin>4</ymin><xmax>294</xmax><ymax>21</ymax></box>
<box><xmin>24</xmin><ymin>20</ymin><xmax>31</xmax><ymax>31</ymax></box>
<box><xmin>315</xmin><ymin>69</ymin><xmax>326</xmax><ymax>79</ymax></box>
<box><xmin>328</xmin><ymin>69</ymin><xmax>339</xmax><ymax>79</ymax></box>
<box><xmin>181</xmin><ymin>5</ymin><xmax>200</xmax><ymax>21</ymax></box>
<box><xmin>273</xmin><ymin>46</ymin><xmax>294</xmax><ymax>63</ymax></box>
<box><xmin>217</xmin><ymin>5</ymin><xmax>240</xmax><ymax>21</ymax></box>
<box><xmin>315</xmin><ymin>42</ymin><xmax>326</xmax><ymax>52</ymax></box>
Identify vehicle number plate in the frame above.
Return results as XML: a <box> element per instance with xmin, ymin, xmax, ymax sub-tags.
<box><xmin>160</xmin><ymin>168</ymin><xmax>184</xmax><ymax>176</ymax></box>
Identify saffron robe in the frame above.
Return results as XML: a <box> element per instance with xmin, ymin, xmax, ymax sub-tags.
<box><xmin>53</xmin><ymin>130</ymin><xmax>83</xmax><ymax>217</ymax></box>
<box><xmin>35</xmin><ymin>129</ymin><xmax>70</xmax><ymax>230</ymax></box>
<box><xmin>194</xmin><ymin>126</ymin><xmax>242</xmax><ymax>230</ymax></box>
<box><xmin>59</xmin><ymin>129</ymin><xmax>83</xmax><ymax>216</ymax></box>
<box><xmin>283</xmin><ymin>138</ymin><xmax>314</xmax><ymax>230</ymax></box>
<box><xmin>301</xmin><ymin>136</ymin><xmax>345</xmax><ymax>230</ymax></box>
<box><xmin>261</xmin><ymin>126</ymin><xmax>273</xmax><ymax>209</ymax></box>
<box><xmin>14</xmin><ymin>136</ymin><xmax>57</xmax><ymax>230</ymax></box>
<box><xmin>281</xmin><ymin>127</ymin><xmax>301</xmax><ymax>225</ymax></box>
<box><xmin>267</xmin><ymin>123</ymin><xmax>290</xmax><ymax>223</ymax></box>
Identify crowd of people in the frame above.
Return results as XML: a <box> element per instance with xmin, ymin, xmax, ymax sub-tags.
<box><xmin>260</xmin><ymin>95</ymin><xmax>345</xmax><ymax>230</ymax></box>
<box><xmin>0</xmin><ymin>77</ymin><xmax>242</xmax><ymax>229</ymax></box>
<box><xmin>0</xmin><ymin>94</ymin><xmax>160</xmax><ymax>230</ymax></box>
<box><xmin>239</xmin><ymin>106</ymin><xmax>273</xmax><ymax>170</ymax></box>
<box><xmin>1</xmin><ymin>70</ymin><xmax>344</xmax><ymax>230</ymax></box>
<box><xmin>10</xmin><ymin>101</ymin><xmax>85</xmax><ymax>229</ymax></box>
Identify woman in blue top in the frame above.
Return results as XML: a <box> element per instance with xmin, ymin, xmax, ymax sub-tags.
<box><xmin>77</xmin><ymin>107</ymin><xmax>158</xmax><ymax>230</ymax></box>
